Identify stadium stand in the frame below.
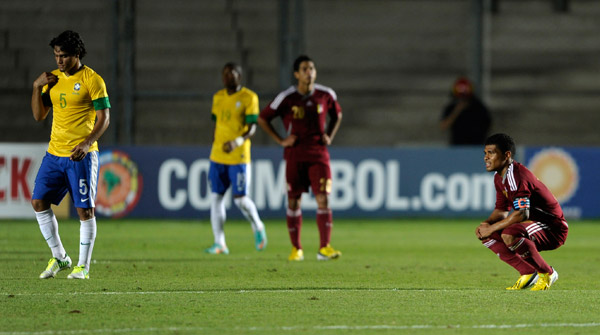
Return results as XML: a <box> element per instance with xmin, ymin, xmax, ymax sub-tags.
<box><xmin>1</xmin><ymin>0</ymin><xmax>599</xmax><ymax>146</ymax></box>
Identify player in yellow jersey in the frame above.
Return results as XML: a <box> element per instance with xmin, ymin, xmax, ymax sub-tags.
<box><xmin>205</xmin><ymin>62</ymin><xmax>267</xmax><ymax>255</ymax></box>
<box><xmin>31</xmin><ymin>31</ymin><xmax>110</xmax><ymax>279</ymax></box>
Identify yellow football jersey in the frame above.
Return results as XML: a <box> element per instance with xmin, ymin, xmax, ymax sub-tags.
<box><xmin>41</xmin><ymin>66</ymin><xmax>110</xmax><ymax>157</ymax></box>
<box><xmin>209</xmin><ymin>87</ymin><xmax>259</xmax><ymax>165</ymax></box>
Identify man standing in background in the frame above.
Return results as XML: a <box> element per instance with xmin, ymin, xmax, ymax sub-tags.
<box><xmin>206</xmin><ymin>62</ymin><xmax>267</xmax><ymax>255</ymax></box>
<box><xmin>31</xmin><ymin>30</ymin><xmax>110</xmax><ymax>279</ymax></box>
<box><xmin>258</xmin><ymin>55</ymin><xmax>342</xmax><ymax>261</ymax></box>
<box><xmin>440</xmin><ymin>77</ymin><xmax>491</xmax><ymax>145</ymax></box>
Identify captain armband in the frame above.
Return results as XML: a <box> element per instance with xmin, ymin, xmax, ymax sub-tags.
<box><xmin>513</xmin><ymin>197</ymin><xmax>530</xmax><ymax>210</ymax></box>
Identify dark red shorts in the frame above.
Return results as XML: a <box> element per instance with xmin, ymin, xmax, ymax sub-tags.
<box><xmin>285</xmin><ymin>160</ymin><xmax>331</xmax><ymax>199</ymax></box>
<box><xmin>502</xmin><ymin>220</ymin><xmax>569</xmax><ymax>251</ymax></box>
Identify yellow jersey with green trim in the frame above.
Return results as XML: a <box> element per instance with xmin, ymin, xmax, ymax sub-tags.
<box><xmin>41</xmin><ymin>65</ymin><xmax>110</xmax><ymax>157</ymax></box>
<box><xmin>210</xmin><ymin>87</ymin><xmax>258</xmax><ymax>165</ymax></box>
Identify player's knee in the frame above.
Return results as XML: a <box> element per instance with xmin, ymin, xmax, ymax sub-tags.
<box><xmin>315</xmin><ymin>194</ymin><xmax>329</xmax><ymax>208</ymax></box>
<box><xmin>31</xmin><ymin>199</ymin><xmax>50</xmax><ymax>212</ymax></box>
<box><xmin>233</xmin><ymin>196</ymin><xmax>245</xmax><ymax>209</ymax></box>
<box><xmin>77</xmin><ymin>207</ymin><xmax>95</xmax><ymax>221</ymax></box>
<box><xmin>288</xmin><ymin>197</ymin><xmax>301</xmax><ymax>210</ymax></box>
<box><xmin>501</xmin><ymin>233</ymin><xmax>515</xmax><ymax>246</ymax></box>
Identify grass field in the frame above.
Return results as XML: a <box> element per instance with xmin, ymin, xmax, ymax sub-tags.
<box><xmin>1</xmin><ymin>217</ymin><xmax>600</xmax><ymax>335</ymax></box>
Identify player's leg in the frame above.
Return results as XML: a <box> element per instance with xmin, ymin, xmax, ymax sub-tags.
<box><xmin>286</xmin><ymin>161</ymin><xmax>307</xmax><ymax>261</ymax></box>
<box><xmin>206</xmin><ymin>161</ymin><xmax>229</xmax><ymax>254</ymax></box>
<box><xmin>66</xmin><ymin>152</ymin><xmax>99</xmax><ymax>279</ymax></box>
<box><xmin>504</xmin><ymin>221</ymin><xmax>568</xmax><ymax>290</ymax></box>
<box><xmin>481</xmin><ymin>231</ymin><xmax>537</xmax><ymax>289</ymax></box>
<box><xmin>32</xmin><ymin>153</ymin><xmax>72</xmax><ymax>278</ymax></box>
<box><xmin>230</xmin><ymin>163</ymin><xmax>267</xmax><ymax>251</ymax></box>
<box><xmin>502</xmin><ymin>223</ymin><xmax>553</xmax><ymax>273</ymax></box>
<box><xmin>309</xmin><ymin>163</ymin><xmax>340</xmax><ymax>261</ymax></box>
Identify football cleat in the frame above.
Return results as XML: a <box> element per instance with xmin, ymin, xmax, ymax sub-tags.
<box><xmin>317</xmin><ymin>244</ymin><xmax>342</xmax><ymax>261</ymax></box>
<box><xmin>39</xmin><ymin>255</ymin><xmax>72</xmax><ymax>279</ymax></box>
<box><xmin>530</xmin><ymin>273</ymin><xmax>551</xmax><ymax>291</ymax></box>
<box><xmin>506</xmin><ymin>273</ymin><xmax>538</xmax><ymax>290</ymax></box>
<box><xmin>255</xmin><ymin>229</ymin><xmax>267</xmax><ymax>251</ymax></box>
<box><xmin>205</xmin><ymin>243</ymin><xmax>229</xmax><ymax>255</ymax></box>
<box><xmin>531</xmin><ymin>267</ymin><xmax>558</xmax><ymax>291</ymax></box>
<box><xmin>288</xmin><ymin>247</ymin><xmax>304</xmax><ymax>261</ymax></box>
<box><xmin>549</xmin><ymin>267</ymin><xmax>559</xmax><ymax>286</ymax></box>
<box><xmin>67</xmin><ymin>265</ymin><xmax>89</xmax><ymax>279</ymax></box>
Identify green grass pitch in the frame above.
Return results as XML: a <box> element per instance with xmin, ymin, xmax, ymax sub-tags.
<box><xmin>1</xmin><ymin>218</ymin><xmax>600</xmax><ymax>334</ymax></box>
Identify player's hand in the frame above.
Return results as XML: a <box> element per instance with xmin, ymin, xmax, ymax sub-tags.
<box><xmin>280</xmin><ymin>134</ymin><xmax>297</xmax><ymax>147</ymax></box>
<box><xmin>33</xmin><ymin>72</ymin><xmax>58</xmax><ymax>89</ymax></box>
<box><xmin>70</xmin><ymin>142</ymin><xmax>90</xmax><ymax>161</ymax></box>
<box><xmin>223</xmin><ymin>141</ymin><xmax>235</xmax><ymax>153</ymax></box>
<box><xmin>321</xmin><ymin>134</ymin><xmax>332</xmax><ymax>146</ymax></box>
<box><xmin>475</xmin><ymin>222</ymin><xmax>493</xmax><ymax>240</ymax></box>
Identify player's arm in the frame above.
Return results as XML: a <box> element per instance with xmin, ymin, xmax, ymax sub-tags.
<box><xmin>70</xmin><ymin>108</ymin><xmax>110</xmax><ymax>161</ymax></box>
<box><xmin>257</xmin><ymin>116</ymin><xmax>296</xmax><ymax>147</ymax></box>
<box><xmin>31</xmin><ymin>72</ymin><xmax>57</xmax><ymax>121</ymax></box>
<box><xmin>223</xmin><ymin>122</ymin><xmax>257</xmax><ymax>153</ymax></box>
<box><xmin>476</xmin><ymin>204</ymin><xmax>529</xmax><ymax>240</ymax></box>
<box><xmin>322</xmin><ymin>112</ymin><xmax>342</xmax><ymax>146</ymax></box>
<box><xmin>439</xmin><ymin>99</ymin><xmax>468</xmax><ymax>130</ymax></box>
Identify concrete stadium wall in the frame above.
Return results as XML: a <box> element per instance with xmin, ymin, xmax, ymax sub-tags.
<box><xmin>1</xmin><ymin>0</ymin><xmax>599</xmax><ymax>147</ymax></box>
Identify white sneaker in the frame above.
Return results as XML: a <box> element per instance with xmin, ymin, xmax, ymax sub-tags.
<box><xmin>39</xmin><ymin>255</ymin><xmax>72</xmax><ymax>279</ymax></box>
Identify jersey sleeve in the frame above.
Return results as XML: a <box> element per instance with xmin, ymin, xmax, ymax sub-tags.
<box><xmin>494</xmin><ymin>176</ymin><xmax>511</xmax><ymax>211</ymax></box>
<box><xmin>211</xmin><ymin>93</ymin><xmax>219</xmax><ymax>121</ymax></box>
<box><xmin>41</xmin><ymin>83</ymin><xmax>52</xmax><ymax>107</ymax></box>
<box><xmin>328</xmin><ymin>96</ymin><xmax>342</xmax><ymax>117</ymax></box>
<box><xmin>513</xmin><ymin>169</ymin><xmax>533</xmax><ymax>201</ymax></box>
<box><xmin>260</xmin><ymin>100</ymin><xmax>278</xmax><ymax>121</ymax></box>
<box><xmin>245</xmin><ymin>91</ymin><xmax>259</xmax><ymax>123</ymax></box>
<box><xmin>87</xmin><ymin>73</ymin><xmax>111</xmax><ymax>110</ymax></box>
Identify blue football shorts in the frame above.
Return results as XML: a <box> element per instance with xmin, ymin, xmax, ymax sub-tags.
<box><xmin>208</xmin><ymin>161</ymin><xmax>250</xmax><ymax>196</ymax></box>
<box><xmin>32</xmin><ymin>151</ymin><xmax>99</xmax><ymax>208</ymax></box>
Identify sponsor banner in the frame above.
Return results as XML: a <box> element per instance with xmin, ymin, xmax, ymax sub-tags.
<box><xmin>524</xmin><ymin>147</ymin><xmax>600</xmax><ymax>219</ymax></box>
<box><xmin>3</xmin><ymin>144</ymin><xmax>597</xmax><ymax>220</ymax></box>
<box><xmin>90</xmin><ymin>146</ymin><xmax>499</xmax><ymax>219</ymax></box>
<box><xmin>0</xmin><ymin>143</ymin><xmax>47</xmax><ymax>218</ymax></box>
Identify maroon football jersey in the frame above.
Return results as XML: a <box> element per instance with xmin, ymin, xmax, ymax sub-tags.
<box><xmin>261</xmin><ymin>84</ymin><xmax>342</xmax><ymax>162</ymax></box>
<box><xmin>494</xmin><ymin>162</ymin><xmax>565</xmax><ymax>226</ymax></box>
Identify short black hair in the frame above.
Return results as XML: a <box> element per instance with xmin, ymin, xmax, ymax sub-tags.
<box><xmin>50</xmin><ymin>30</ymin><xmax>87</xmax><ymax>59</ymax></box>
<box><xmin>223</xmin><ymin>62</ymin><xmax>242</xmax><ymax>76</ymax></box>
<box><xmin>485</xmin><ymin>133</ymin><xmax>515</xmax><ymax>155</ymax></box>
<box><xmin>293</xmin><ymin>55</ymin><xmax>313</xmax><ymax>72</ymax></box>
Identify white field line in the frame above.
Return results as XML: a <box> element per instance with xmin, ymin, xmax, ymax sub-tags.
<box><xmin>2</xmin><ymin>323</ymin><xmax>600</xmax><ymax>335</ymax></box>
<box><xmin>4</xmin><ymin>288</ymin><xmax>487</xmax><ymax>296</ymax></box>
<box><xmin>5</xmin><ymin>287</ymin><xmax>600</xmax><ymax>297</ymax></box>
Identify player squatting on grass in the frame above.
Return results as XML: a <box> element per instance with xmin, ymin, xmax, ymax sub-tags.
<box><xmin>476</xmin><ymin>133</ymin><xmax>568</xmax><ymax>291</ymax></box>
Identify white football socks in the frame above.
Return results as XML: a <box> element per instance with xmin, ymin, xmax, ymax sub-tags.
<box><xmin>234</xmin><ymin>196</ymin><xmax>265</xmax><ymax>233</ymax></box>
<box><xmin>35</xmin><ymin>209</ymin><xmax>67</xmax><ymax>260</ymax></box>
<box><xmin>78</xmin><ymin>217</ymin><xmax>97</xmax><ymax>271</ymax></box>
<box><xmin>210</xmin><ymin>193</ymin><xmax>227</xmax><ymax>246</ymax></box>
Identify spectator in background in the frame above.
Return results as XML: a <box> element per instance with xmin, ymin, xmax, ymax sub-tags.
<box><xmin>31</xmin><ymin>30</ymin><xmax>111</xmax><ymax>280</ymax></box>
<box><xmin>205</xmin><ymin>62</ymin><xmax>267</xmax><ymax>255</ymax></box>
<box><xmin>440</xmin><ymin>77</ymin><xmax>491</xmax><ymax>145</ymax></box>
<box><xmin>258</xmin><ymin>55</ymin><xmax>342</xmax><ymax>261</ymax></box>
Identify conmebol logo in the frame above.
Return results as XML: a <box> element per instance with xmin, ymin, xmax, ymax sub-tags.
<box><xmin>96</xmin><ymin>150</ymin><xmax>143</xmax><ymax>218</ymax></box>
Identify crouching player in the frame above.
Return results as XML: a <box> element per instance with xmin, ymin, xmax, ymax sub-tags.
<box><xmin>475</xmin><ymin>133</ymin><xmax>568</xmax><ymax>290</ymax></box>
